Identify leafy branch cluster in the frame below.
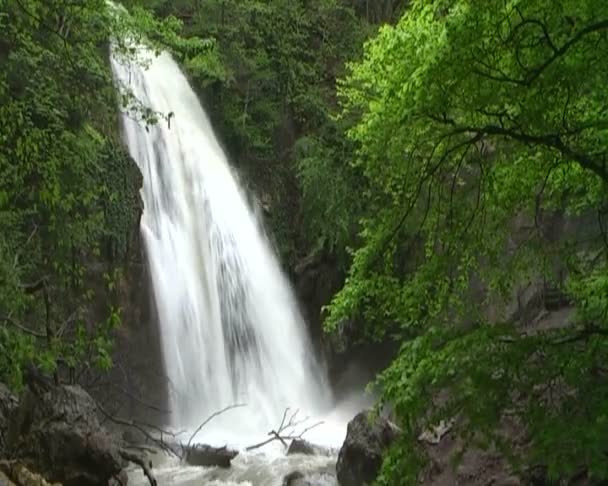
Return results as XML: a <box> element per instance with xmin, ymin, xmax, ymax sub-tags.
<box><xmin>325</xmin><ymin>0</ymin><xmax>608</xmax><ymax>482</ymax></box>
<box><xmin>0</xmin><ymin>0</ymin><xmax>214</xmax><ymax>389</ymax></box>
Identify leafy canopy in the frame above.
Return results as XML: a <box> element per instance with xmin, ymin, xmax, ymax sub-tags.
<box><xmin>0</xmin><ymin>0</ymin><xmax>212</xmax><ymax>389</ymax></box>
<box><xmin>329</xmin><ymin>0</ymin><xmax>608</xmax><ymax>482</ymax></box>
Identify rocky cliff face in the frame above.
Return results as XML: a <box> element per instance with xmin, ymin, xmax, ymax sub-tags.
<box><xmin>109</xmin><ymin>243</ymin><xmax>169</xmax><ymax>424</ymax></box>
<box><xmin>0</xmin><ymin>384</ymin><xmax>17</xmax><ymax>457</ymax></box>
<box><xmin>82</xmin><ymin>153</ymin><xmax>168</xmax><ymax>426</ymax></box>
<box><xmin>336</xmin><ymin>411</ymin><xmax>401</xmax><ymax>486</ymax></box>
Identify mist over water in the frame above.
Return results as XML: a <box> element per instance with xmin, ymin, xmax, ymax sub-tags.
<box><xmin>110</xmin><ymin>45</ymin><xmax>332</xmax><ymax>438</ymax></box>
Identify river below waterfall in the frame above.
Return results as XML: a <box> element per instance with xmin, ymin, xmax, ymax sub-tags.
<box><xmin>127</xmin><ymin>448</ymin><xmax>337</xmax><ymax>486</ymax></box>
<box><xmin>126</xmin><ymin>392</ymin><xmax>370</xmax><ymax>485</ymax></box>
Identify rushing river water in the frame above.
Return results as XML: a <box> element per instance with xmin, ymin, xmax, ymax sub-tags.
<box><xmin>124</xmin><ymin>391</ymin><xmax>371</xmax><ymax>486</ymax></box>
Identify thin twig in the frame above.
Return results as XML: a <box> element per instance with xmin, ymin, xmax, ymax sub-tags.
<box><xmin>185</xmin><ymin>403</ymin><xmax>246</xmax><ymax>451</ymax></box>
<box><xmin>0</xmin><ymin>316</ymin><xmax>46</xmax><ymax>338</ymax></box>
<box><xmin>245</xmin><ymin>408</ymin><xmax>324</xmax><ymax>452</ymax></box>
<box><xmin>96</xmin><ymin>402</ymin><xmax>179</xmax><ymax>458</ymax></box>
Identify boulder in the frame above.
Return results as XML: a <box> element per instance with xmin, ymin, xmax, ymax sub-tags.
<box><xmin>0</xmin><ymin>384</ymin><xmax>18</xmax><ymax>456</ymax></box>
<box><xmin>183</xmin><ymin>444</ymin><xmax>238</xmax><ymax>468</ymax></box>
<box><xmin>282</xmin><ymin>470</ymin><xmax>309</xmax><ymax>486</ymax></box>
<box><xmin>336</xmin><ymin>411</ymin><xmax>401</xmax><ymax>486</ymax></box>
<box><xmin>7</xmin><ymin>385</ymin><xmax>125</xmax><ymax>486</ymax></box>
<box><xmin>0</xmin><ymin>467</ymin><xmax>15</xmax><ymax>486</ymax></box>
<box><xmin>0</xmin><ymin>460</ymin><xmax>61</xmax><ymax>486</ymax></box>
<box><xmin>286</xmin><ymin>439</ymin><xmax>316</xmax><ymax>456</ymax></box>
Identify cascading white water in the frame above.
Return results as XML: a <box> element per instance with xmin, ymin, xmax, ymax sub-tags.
<box><xmin>110</xmin><ymin>45</ymin><xmax>330</xmax><ymax>435</ymax></box>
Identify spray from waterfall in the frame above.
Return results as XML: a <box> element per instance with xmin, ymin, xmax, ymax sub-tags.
<box><xmin>110</xmin><ymin>44</ymin><xmax>330</xmax><ymax>436</ymax></box>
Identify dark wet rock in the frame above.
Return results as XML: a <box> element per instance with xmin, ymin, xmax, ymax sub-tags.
<box><xmin>336</xmin><ymin>410</ymin><xmax>401</xmax><ymax>486</ymax></box>
<box><xmin>287</xmin><ymin>439</ymin><xmax>317</xmax><ymax>456</ymax></box>
<box><xmin>183</xmin><ymin>444</ymin><xmax>238</xmax><ymax>468</ymax></box>
<box><xmin>121</xmin><ymin>427</ymin><xmax>148</xmax><ymax>445</ymax></box>
<box><xmin>293</xmin><ymin>251</ymin><xmax>342</xmax><ymax>346</ymax></box>
<box><xmin>0</xmin><ymin>384</ymin><xmax>18</xmax><ymax>456</ymax></box>
<box><xmin>283</xmin><ymin>470</ymin><xmax>309</xmax><ymax>486</ymax></box>
<box><xmin>0</xmin><ymin>461</ymin><xmax>17</xmax><ymax>486</ymax></box>
<box><xmin>7</xmin><ymin>385</ymin><xmax>125</xmax><ymax>486</ymax></box>
<box><xmin>0</xmin><ymin>460</ymin><xmax>62</xmax><ymax>486</ymax></box>
<box><xmin>108</xmin><ymin>468</ymin><xmax>130</xmax><ymax>486</ymax></box>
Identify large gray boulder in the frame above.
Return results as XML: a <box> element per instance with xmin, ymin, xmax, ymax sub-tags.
<box><xmin>7</xmin><ymin>385</ymin><xmax>125</xmax><ymax>486</ymax></box>
<box><xmin>336</xmin><ymin>411</ymin><xmax>401</xmax><ymax>486</ymax></box>
<box><xmin>287</xmin><ymin>439</ymin><xmax>319</xmax><ymax>456</ymax></box>
<box><xmin>0</xmin><ymin>384</ymin><xmax>18</xmax><ymax>456</ymax></box>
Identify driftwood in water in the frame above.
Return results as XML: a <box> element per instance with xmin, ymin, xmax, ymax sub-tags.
<box><xmin>246</xmin><ymin>408</ymin><xmax>323</xmax><ymax>452</ymax></box>
<box><xmin>178</xmin><ymin>403</ymin><xmax>245</xmax><ymax>468</ymax></box>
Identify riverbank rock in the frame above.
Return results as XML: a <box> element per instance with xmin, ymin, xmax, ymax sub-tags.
<box><xmin>336</xmin><ymin>411</ymin><xmax>401</xmax><ymax>486</ymax></box>
<box><xmin>0</xmin><ymin>462</ymin><xmax>16</xmax><ymax>486</ymax></box>
<box><xmin>183</xmin><ymin>444</ymin><xmax>238</xmax><ymax>468</ymax></box>
<box><xmin>0</xmin><ymin>460</ymin><xmax>62</xmax><ymax>486</ymax></box>
<box><xmin>286</xmin><ymin>439</ymin><xmax>316</xmax><ymax>456</ymax></box>
<box><xmin>0</xmin><ymin>384</ymin><xmax>18</xmax><ymax>455</ymax></box>
<box><xmin>283</xmin><ymin>470</ymin><xmax>308</xmax><ymax>486</ymax></box>
<box><xmin>7</xmin><ymin>385</ymin><xmax>125</xmax><ymax>486</ymax></box>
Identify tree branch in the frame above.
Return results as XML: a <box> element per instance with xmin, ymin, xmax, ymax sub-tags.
<box><xmin>185</xmin><ymin>403</ymin><xmax>246</xmax><ymax>451</ymax></box>
<box><xmin>0</xmin><ymin>316</ymin><xmax>46</xmax><ymax>338</ymax></box>
<box><xmin>550</xmin><ymin>325</ymin><xmax>608</xmax><ymax>345</ymax></box>
<box><xmin>508</xmin><ymin>13</ymin><xmax>558</xmax><ymax>54</ymax></box>
<box><xmin>96</xmin><ymin>402</ymin><xmax>180</xmax><ymax>458</ymax></box>
<box><xmin>474</xmin><ymin>19</ymin><xmax>608</xmax><ymax>86</ymax></box>
<box><xmin>245</xmin><ymin>408</ymin><xmax>323</xmax><ymax>452</ymax></box>
<box><xmin>440</xmin><ymin>123</ymin><xmax>608</xmax><ymax>183</ymax></box>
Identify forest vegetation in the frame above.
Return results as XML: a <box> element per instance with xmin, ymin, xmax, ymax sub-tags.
<box><xmin>1</xmin><ymin>0</ymin><xmax>607</xmax><ymax>484</ymax></box>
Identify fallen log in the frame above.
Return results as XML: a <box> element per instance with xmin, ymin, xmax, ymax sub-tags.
<box><xmin>182</xmin><ymin>444</ymin><xmax>238</xmax><ymax>468</ymax></box>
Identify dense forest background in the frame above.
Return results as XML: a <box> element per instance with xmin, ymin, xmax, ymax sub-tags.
<box><xmin>1</xmin><ymin>0</ymin><xmax>608</xmax><ymax>484</ymax></box>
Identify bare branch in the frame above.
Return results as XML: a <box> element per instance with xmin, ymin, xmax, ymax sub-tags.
<box><xmin>431</xmin><ymin>122</ymin><xmax>608</xmax><ymax>183</ymax></box>
<box><xmin>185</xmin><ymin>403</ymin><xmax>246</xmax><ymax>451</ymax></box>
<box><xmin>508</xmin><ymin>13</ymin><xmax>558</xmax><ymax>54</ymax></box>
<box><xmin>296</xmin><ymin>421</ymin><xmax>324</xmax><ymax>439</ymax></box>
<box><xmin>96</xmin><ymin>402</ymin><xmax>179</xmax><ymax>458</ymax></box>
<box><xmin>245</xmin><ymin>408</ymin><xmax>324</xmax><ymax>452</ymax></box>
<box><xmin>473</xmin><ymin>19</ymin><xmax>608</xmax><ymax>86</ymax></box>
<box><xmin>13</xmin><ymin>224</ymin><xmax>38</xmax><ymax>268</ymax></box>
<box><xmin>0</xmin><ymin>316</ymin><xmax>46</xmax><ymax>338</ymax></box>
<box><xmin>98</xmin><ymin>382</ymin><xmax>171</xmax><ymax>415</ymax></box>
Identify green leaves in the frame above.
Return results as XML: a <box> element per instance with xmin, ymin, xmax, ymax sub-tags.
<box><xmin>0</xmin><ymin>0</ymin><xmax>159</xmax><ymax>389</ymax></box>
<box><xmin>327</xmin><ymin>0</ymin><xmax>608</xmax><ymax>482</ymax></box>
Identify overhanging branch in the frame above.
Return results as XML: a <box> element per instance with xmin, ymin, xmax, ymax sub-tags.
<box><xmin>435</xmin><ymin>123</ymin><xmax>608</xmax><ymax>183</ymax></box>
<box><xmin>473</xmin><ymin>19</ymin><xmax>608</xmax><ymax>86</ymax></box>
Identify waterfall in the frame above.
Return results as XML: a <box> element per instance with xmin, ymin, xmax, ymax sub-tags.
<box><xmin>110</xmin><ymin>45</ymin><xmax>330</xmax><ymax>436</ymax></box>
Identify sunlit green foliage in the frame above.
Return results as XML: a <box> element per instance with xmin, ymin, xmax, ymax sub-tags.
<box><xmin>0</xmin><ymin>0</ymin><xmax>212</xmax><ymax>389</ymax></box>
<box><xmin>329</xmin><ymin>0</ymin><xmax>608</xmax><ymax>482</ymax></box>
